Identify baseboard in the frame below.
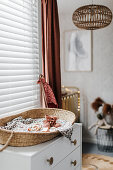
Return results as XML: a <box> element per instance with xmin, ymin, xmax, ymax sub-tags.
<box><xmin>83</xmin><ymin>137</ymin><xmax>97</xmax><ymax>144</ymax></box>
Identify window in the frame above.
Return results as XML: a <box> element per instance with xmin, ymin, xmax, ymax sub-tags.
<box><xmin>0</xmin><ymin>0</ymin><xmax>41</xmax><ymax>117</ymax></box>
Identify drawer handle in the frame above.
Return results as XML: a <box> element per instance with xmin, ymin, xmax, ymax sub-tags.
<box><xmin>71</xmin><ymin>139</ymin><xmax>77</xmax><ymax>145</ymax></box>
<box><xmin>71</xmin><ymin>160</ymin><xmax>77</xmax><ymax>166</ymax></box>
<box><xmin>47</xmin><ymin>157</ymin><xmax>53</xmax><ymax>165</ymax></box>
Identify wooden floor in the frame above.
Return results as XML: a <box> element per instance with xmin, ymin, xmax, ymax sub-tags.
<box><xmin>82</xmin><ymin>142</ymin><xmax>113</xmax><ymax>157</ymax></box>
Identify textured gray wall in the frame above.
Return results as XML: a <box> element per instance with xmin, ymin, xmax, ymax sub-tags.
<box><xmin>58</xmin><ymin>1</ymin><xmax>113</xmax><ymax>143</ymax></box>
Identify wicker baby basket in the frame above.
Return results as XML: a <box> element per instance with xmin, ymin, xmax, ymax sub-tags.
<box><xmin>0</xmin><ymin>108</ymin><xmax>76</xmax><ymax>150</ymax></box>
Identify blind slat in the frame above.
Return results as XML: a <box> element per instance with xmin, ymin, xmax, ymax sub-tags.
<box><xmin>0</xmin><ymin>4</ymin><xmax>38</xmax><ymax>22</ymax></box>
<box><xmin>0</xmin><ymin>75</ymin><xmax>39</xmax><ymax>83</ymax></box>
<box><xmin>0</xmin><ymin>37</ymin><xmax>38</xmax><ymax>49</ymax></box>
<box><xmin>0</xmin><ymin>57</ymin><xmax>39</xmax><ymax>64</ymax></box>
<box><xmin>11</xmin><ymin>0</ymin><xmax>37</xmax><ymax>6</ymax></box>
<box><xmin>0</xmin><ymin>24</ymin><xmax>38</xmax><ymax>37</ymax></box>
<box><xmin>0</xmin><ymin>91</ymin><xmax>40</xmax><ymax>103</ymax></box>
<box><xmin>10</xmin><ymin>0</ymin><xmax>38</xmax><ymax>11</ymax></box>
<box><xmin>0</xmin><ymin>105</ymin><xmax>39</xmax><ymax>118</ymax></box>
<box><xmin>0</xmin><ymin>44</ymin><xmax>39</xmax><ymax>53</ymax></box>
<box><xmin>0</xmin><ymin>0</ymin><xmax>38</xmax><ymax>16</ymax></box>
<box><xmin>0</xmin><ymin>96</ymin><xmax>38</xmax><ymax>108</ymax></box>
<box><xmin>0</xmin><ymin>85</ymin><xmax>40</xmax><ymax>96</ymax></box>
<box><xmin>0</xmin><ymin>18</ymin><xmax>38</xmax><ymax>32</ymax></box>
<box><xmin>0</xmin><ymin>63</ymin><xmax>39</xmax><ymax>70</ymax></box>
<box><xmin>0</xmin><ymin>30</ymin><xmax>38</xmax><ymax>45</ymax></box>
<box><xmin>0</xmin><ymin>11</ymin><xmax>38</xmax><ymax>27</ymax></box>
<box><xmin>0</xmin><ymin>3</ymin><xmax>38</xmax><ymax>23</ymax></box>
<box><xmin>0</xmin><ymin>80</ymin><xmax>38</xmax><ymax>89</ymax></box>
<box><xmin>0</xmin><ymin>70</ymin><xmax>39</xmax><ymax>76</ymax></box>
<box><xmin>0</xmin><ymin>51</ymin><xmax>38</xmax><ymax>59</ymax></box>
<box><xmin>0</xmin><ymin>100</ymin><xmax>39</xmax><ymax>115</ymax></box>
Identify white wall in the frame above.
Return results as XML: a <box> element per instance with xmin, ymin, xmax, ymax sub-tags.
<box><xmin>58</xmin><ymin>1</ymin><xmax>113</xmax><ymax>143</ymax></box>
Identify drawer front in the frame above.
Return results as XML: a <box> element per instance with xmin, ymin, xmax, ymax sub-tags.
<box><xmin>31</xmin><ymin>124</ymin><xmax>81</xmax><ymax>170</ymax></box>
<box><xmin>53</xmin><ymin>147</ymin><xmax>81</xmax><ymax>170</ymax></box>
<box><xmin>0</xmin><ymin>152</ymin><xmax>31</xmax><ymax>170</ymax></box>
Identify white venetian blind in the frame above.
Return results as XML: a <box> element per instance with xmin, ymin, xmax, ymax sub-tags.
<box><xmin>0</xmin><ymin>0</ymin><xmax>41</xmax><ymax>117</ymax></box>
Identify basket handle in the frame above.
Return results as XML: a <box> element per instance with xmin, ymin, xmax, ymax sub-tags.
<box><xmin>0</xmin><ymin>131</ymin><xmax>14</xmax><ymax>152</ymax></box>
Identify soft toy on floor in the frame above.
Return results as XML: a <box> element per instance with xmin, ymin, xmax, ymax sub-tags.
<box><xmin>89</xmin><ymin>97</ymin><xmax>112</xmax><ymax>134</ymax></box>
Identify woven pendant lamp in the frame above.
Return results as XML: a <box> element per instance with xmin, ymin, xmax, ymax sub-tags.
<box><xmin>72</xmin><ymin>4</ymin><xmax>112</xmax><ymax>30</ymax></box>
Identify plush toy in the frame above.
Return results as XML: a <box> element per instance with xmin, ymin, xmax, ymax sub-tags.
<box><xmin>43</xmin><ymin>115</ymin><xmax>61</xmax><ymax>129</ymax></box>
<box><xmin>88</xmin><ymin>113</ymin><xmax>111</xmax><ymax>135</ymax></box>
<box><xmin>89</xmin><ymin>97</ymin><xmax>113</xmax><ymax>134</ymax></box>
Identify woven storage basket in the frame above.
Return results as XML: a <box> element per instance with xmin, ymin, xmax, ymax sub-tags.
<box><xmin>97</xmin><ymin>126</ymin><xmax>113</xmax><ymax>152</ymax></box>
<box><xmin>0</xmin><ymin>108</ymin><xmax>76</xmax><ymax>148</ymax></box>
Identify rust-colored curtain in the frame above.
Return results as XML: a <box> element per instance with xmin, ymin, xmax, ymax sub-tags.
<box><xmin>41</xmin><ymin>0</ymin><xmax>61</xmax><ymax>108</ymax></box>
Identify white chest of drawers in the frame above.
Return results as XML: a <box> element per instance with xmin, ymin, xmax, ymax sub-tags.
<box><xmin>0</xmin><ymin>123</ymin><xmax>82</xmax><ymax>170</ymax></box>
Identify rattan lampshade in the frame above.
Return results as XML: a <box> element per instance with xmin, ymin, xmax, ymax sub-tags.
<box><xmin>72</xmin><ymin>5</ymin><xmax>112</xmax><ymax>30</ymax></box>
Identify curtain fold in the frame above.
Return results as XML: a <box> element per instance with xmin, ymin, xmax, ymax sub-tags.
<box><xmin>41</xmin><ymin>0</ymin><xmax>62</xmax><ymax>108</ymax></box>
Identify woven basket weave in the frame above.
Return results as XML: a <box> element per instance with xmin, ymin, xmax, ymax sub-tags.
<box><xmin>0</xmin><ymin>108</ymin><xmax>76</xmax><ymax>148</ymax></box>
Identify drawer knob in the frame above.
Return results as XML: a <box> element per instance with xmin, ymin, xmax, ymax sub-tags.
<box><xmin>71</xmin><ymin>139</ymin><xmax>77</xmax><ymax>145</ymax></box>
<box><xmin>71</xmin><ymin>160</ymin><xmax>77</xmax><ymax>166</ymax></box>
<box><xmin>47</xmin><ymin>157</ymin><xmax>53</xmax><ymax>165</ymax></box>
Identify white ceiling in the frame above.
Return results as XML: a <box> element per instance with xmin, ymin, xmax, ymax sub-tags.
<box><xmin>57</xmin><ymin>0</ymin><xmax>113</xmax><ymax>15</ymax></box>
